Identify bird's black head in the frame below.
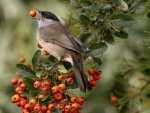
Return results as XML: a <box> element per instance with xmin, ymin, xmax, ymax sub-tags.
<box><xmin>36</xmin><ymin>9</ymin><xmax>60</xmax><ymax>22</ymax></box>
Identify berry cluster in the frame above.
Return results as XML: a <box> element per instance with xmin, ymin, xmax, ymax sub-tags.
<box><xmin>88</xmin><ymin>68</ymin><xmax>102</xmax><ymax>87</ymax></box>
<box><xmin>11</xmin><ymin>55</ymin><xmax>102</xmax><ymax>113</ymax></box>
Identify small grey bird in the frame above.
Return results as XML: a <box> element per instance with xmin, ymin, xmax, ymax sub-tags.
<box><xmin>35</xmin><ymin>9</ymin><xmax>92</xmax><ymax>92</ymax></box>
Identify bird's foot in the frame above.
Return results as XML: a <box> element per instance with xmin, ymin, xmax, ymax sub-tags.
<box><xmin>45</xmin><ymin>66</ymin><xmax>59</xmax><ymax>71</ymax></box>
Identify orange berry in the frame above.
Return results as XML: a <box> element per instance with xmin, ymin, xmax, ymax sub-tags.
<box><xmin>29</xmin><ymin>99</ymin><xmax>37</xmax><ymax>107</ymax></box>
<box><xmin>15</xmin><ymin>86</ymin><xmax>21</xmax><ymax>93</ymax></box>
<box><xmin>25</xmin><ymin>103</ymin><xmax>32</xmax><ymax>112</ymax></box>
<box><xmin>89</xmin><ymin>80</ymin><xmax>97</xmax><ymax>87</ymax></box>
<box><xmin>30</xmin><ymin>10</ymin><xmax>36</xmax><ymax>17</ymax></box>
<box><xmin>37</xmin><ymin>43</ymin><xmax>43</xmax><ymax>49</ymax></box>
<box><xmin>42</xmin><ymin>87</ymin><xmax>49</xmax><ymax>94</ymax></box>
<box><xmin>92</xmin><ymin>75</ymin><xmax>100</xmax><ymax>81</ymax></box>
<box><xmin>58</xmin><ymin>83</ymin><xmax>66</xmax><ymax>90</ymax></box>
<box><xmin>48</xmin><ymin>103</ymin><xmax>55</xmax><ymax>111</ymax></box>
<box><xmin>12</xmin><ymin>95</ymin><xmax>20</xmax><ymax>102</ymax></box>
<box><xmin>95</xmin><ymin>71</ymin><xmax>102</xmax><ymax>75</ymax></box>
<box><xmin>111</xmin><ymin>96</ymin><xmax>118</xmax><ymax>104</ymax></box>
<box><xmin>34</xmin><ymin>104</ymin><xmax>41</xmax><ymax>112</ymax></box>
<box><xmin>58</xmin><ymin>75</ymin><xmax>64</xmax><ymax>82</ymax></box>
<box><xmin>11</xmin><ymin>78</ymin><xmax>18</xmax><ymax>85</ymax></box>
<box><xmin>20</xmin><ymin>100</ymin><xmax>27</xmax><ymax>108</ymax></box>
<box><xmin>38</xmin><ymin>94</ymin><xmax>45</xmax><ymax>100</ymax></box>
<box><xmin>77</xmin><ymin>97</ymin><xmax>84</xmax><ymax>105</ymax></box>
<box><xmin>46</xmin><ymin>110</ymin><xmax>52</xmax><ymax>113</ymax></box>
<box><xmin>20</xmin><ymin>83</ymin><xmax>27</xmax><ymax>90</ymax></box>
<box><xmin>19</xmin><ymin>57</ymin><xmax>25</xmax><ymax>63</ymax></box>
<box><xmin>66</xmin><ymin>78</ymin><xmax>73</xmax><ymax>85</ymax></box>
<box><xmin>41</xmin><ymin>105</ymin><xmax>48</xmax><ymax>112</ymax></box>
<box><xmin>51</xmin><ymin>86</ymin><xmax>59</xmax><ymax>94</ymax></box>
<box><xmin>71</xmin><ymin>103</ymin><xmax>79</xmax><ymax>110</ymax></box>
<box><xmin>16</xmin><ymin>72</ymin><xmax>21</xmax><ymax>77</ymax></box>
<box><xmin>18</xmin><ymin>78</ymin><xmax>24</xmax><ymax>85</ymax></box>
<box><xmin>70</xmin><ymin>96</ymin><xmax>78</xmax><ymax>103</ymax></box>
<box><xmin>54</xmin><ymin>93</ymin><xmax>63</xmax><ymax>101</ymax></box>
<box><xmin>34</xmin><ymin>81</ymin><xmax>41</xmax><ymax>89</ymax></box>
<box><xmin>88</xmin><ymin>68</ymin><xmax>95</xmax><ymax>75</ymax></box>
<box><xmin>65</xmin><ymin>105</ymin><xmax>71</xmax><ymax>112</ymax></box>
<box><xmin>43</xmin><ymin>50</ymin><xmax>49</xmax><ymax>56</ymax></box>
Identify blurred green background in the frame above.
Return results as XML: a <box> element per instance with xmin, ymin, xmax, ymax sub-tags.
<box><xmin>0</xmin><ymin>0</ymin><xmax>150</xmax><ymax>113</ymax></box>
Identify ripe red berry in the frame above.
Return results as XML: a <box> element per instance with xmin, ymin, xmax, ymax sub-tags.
<box><xmin>88</xmin><ymin>68</ymin><xmax>95</xmax><ymax>75</ymax></box>
<box><xmin>48</xmin><ymin>103</ymin><xmax>55</xmax><ymax>111</ymax></box>
<box><xmin>11</xmin><ymin>95</ymin><xmax>20</xmax><ymax>102</ymax></box>
<box><xmin>95</xmin><ymin>71</ymin><xmax>102</xmax><ymax>75</ymax></box>
<box><xmin>51</xmin><ymin>86</ymin><xmax>59</xmax><ymax>94</ymax></box>
<box><xmin>58</xmin><ymin>75</ymin><xmax>64</xmax><ymax>82</ymax></box>
<box><xmin>89</xmin><ymin>80</ymin><xmax>97</xmax><ymax>87</ymax></box>
<box><xmin>38</xmin><ymin>94</ymin><xmax>45</xmax><ymax>100</ymax></box>
<box><xmin>70</xmin><ymin>96</ymin><xmax>78</xmax><ymax>103</ymax></box>
<box><xmin>37</xmin><ymin>43</ymin><xmax>43</xmax><ymax>49</ymax></box>
<box><xmin>66</xmin><ymin>78</ymin><xmax>73</xmax><ymax>85</ymax></box>
<box><xmin>111</xmin><ymin>96</ymin><xmax>118</xmax><ymax>104</ymax></box>
<box><xmin>58</xmin><ymin>84</ymin><xmax>66</xmax><ymax>90</ymax></box>
<box><xmin>34</xmin><ymin>81</ymin><xmax>41</xmax><ymax>89</ymax></box>
<box><xmin>77</xmin><ymin>97</ymin><xmax>84</xmax><ymax>105</ymax></box>
<box><xmin>34</xmin><ymin>104</ymin><xmax>41</xmax><ymax>112</ymax></box>
<box><xmin>30</xmin><ymin>10</ymin><xmax>36</xmax><ymax>17</ymax></box>
<box><xmin>25</xmin><ymin>103</ymin><xmax>32</xmax><ymax>112</ymax></box>
<box><xmin>43</xmin><ymin>50</ymin><xmax>49</xmax><ymax>56</ymax></box>
<box><xmin>92</xmin><ymin>75</ymin><xmax>100</xmax><ymax>81</ymax></box>
<box><xmin>42</xmin><ymin>87</ymin><xmax>49</xmax><ymax>94</ymax></box>
<box><xmin>29</xmin><ymin>99</ymin><xmax>37</xmax><ymax>107</ymax></box>
<box><xmin>41</xmin><ymin>105</ymin><xmax>48</xmax><ymax>112</ymax></box>
<box><xmin>54</xmin><ymin>93</ymin><xmax>63</xmax><ymax>101</ymax></box>
<box><xmin>11</xmin><ymin>78</ymin><xmax>18</xmax><ymax>85</ymax></box>
<box><xmin>16</xmin><ymin>72</ymin><xmax>21</xmax><ymax>77</ymax></box>
<box><xmin>65</xmin><ymin>105</ymin><xmax>71</xmax><ymax>112</ymax></box>
<box><xmin>19</xmin><ymin>57</ymin><xmax>25</xmax><ymax>63</ymax></box>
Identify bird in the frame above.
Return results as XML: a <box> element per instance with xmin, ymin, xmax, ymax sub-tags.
<box><xmin>34</xmin><ymin>9</ymin><xmax>92</xmax><ymax>92</ymax></box>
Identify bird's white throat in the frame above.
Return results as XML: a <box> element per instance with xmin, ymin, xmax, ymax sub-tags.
<box><xmin>38</xmin><ymin>18</ymin><xmax>57</xmax><ymax>28</ymax></box>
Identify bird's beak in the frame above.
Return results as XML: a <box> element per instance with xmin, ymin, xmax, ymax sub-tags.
<box><xmin>35</xmin><ymin>9</ymin><xmax>41</xmax><ymax>15</ymax></box>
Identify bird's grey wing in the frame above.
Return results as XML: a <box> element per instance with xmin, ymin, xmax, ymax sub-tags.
<box><xmin>39</xmin><ymin>23</ymin><xmax>85</xmax><ymax>53</ymax></box>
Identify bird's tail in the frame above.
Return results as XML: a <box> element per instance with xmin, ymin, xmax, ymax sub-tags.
<box><xmin>71</xmin><ymin>53</ymin><xmax>92</xmax><ymax>92</ymax></box>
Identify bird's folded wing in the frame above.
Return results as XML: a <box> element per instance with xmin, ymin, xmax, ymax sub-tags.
<box><xmin>39</xmin><ymin>23</ymin><xmax>86</xmax><ymax>53</ymax></box>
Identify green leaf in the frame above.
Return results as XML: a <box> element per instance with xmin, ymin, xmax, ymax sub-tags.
<box><xmin>79</xmin><ymin>0</ymin><xmax>91</xmax><ymax>6</ymax></box>
<box><xmin>49</xmin><ymin>55</ymin><xmax>56</xmax><ymax>63</ymax></box>
<box><xmin>114</xmin><ymin>31</ymin><xmax>128</xmax><ymax>39</ymax></box>
<box><xmin>93</xmin><ymin>57</ymin><xmax>102</xmax><ymax>65</ymax></box>
<box><xmin>41</xmin><ymin>94</ymin><xmax>54</xmax><ymax>104</ymax></box>
<box><xmin>53</xmin><ymin>105</ymin><xmax>62</xmax><ymax>113</ymax></box>
<box><xmin>29</xmin><ymin>90</ymin><xmax>41</xmax><ymax>97</ymax></box>
<box><xmin>23</xmin><ymin>77</ymin><xmax>36</xmax><ymax>90</ymax></box>
<box><xmin>86</xmin><ymin>43</ymin><xmax>108</xmax><ymax>56</ymax></box>
<box><xmin>66</xmin><ymin>76</ymin><xmax>79</xmax><ymax>89</ymax></box>
<box><xmin>21</xmin><ymin>90</ymin><xmax>29</xmax><ymax>97</ymax></box>
<box><xmin>36</xmin><ymin>69</ymin><xmax>43</xmax><ymax>78</ymax></box>
<box><xmin>79</xmin><ymin>15</ymin><xmax>91</xmax><ymax>25</ymax></box>
<box><xmin>58</xmin><ymin>63</ymin><xmax>68</xmax><ymax>73</ymax></box>
<box><xmin>16</xmin><ymin>64</ymin><xmax>36</xmax><ymax>78</ymax></box>
<box><xmin>63</xmin><ymin>62</ymin><xmax>72</xmax><ymax>70</ymax></box>
<box><xmin>147</xmin><ymin>12</ymin><xmax>150</xmax><ymax>19</ymax></box>
<box><xmin>92</xmin><ymin>3</ymin><xmax>99</xmax><ymax>12</ymax></box>
<box><xmin>104</xmin><ymin>34</ymin><xmax>115</xmax><ymax>44</ymax></box>
<box><xmin>32</xmin><ymin>50</ymin><xmax>41</xmax><ymax>71</ymax></box>
<box><xmin>133</xmin><ymin>4</ymin><xmax>146</xmax><ymax>14</ymax></box>
<box><xmin>80</xmin><ymin>33</ymin><xmax>91</xmax><ymax>42</ymax></box>
<box><xmin>111</xmin><ymin>13</ymin><xmax>135</xmax><ymax>27</ymax></box>
<box><xmin>102</xmin><ymin>4</ymin><xmax>111</xmax><ymax>10</ymax></box>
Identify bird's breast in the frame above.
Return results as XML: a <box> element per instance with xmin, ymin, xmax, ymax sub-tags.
<box><xmin>36</xmin><ymin>35</ymin><xmax>73</xmax><ymax>64</ymax></box>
